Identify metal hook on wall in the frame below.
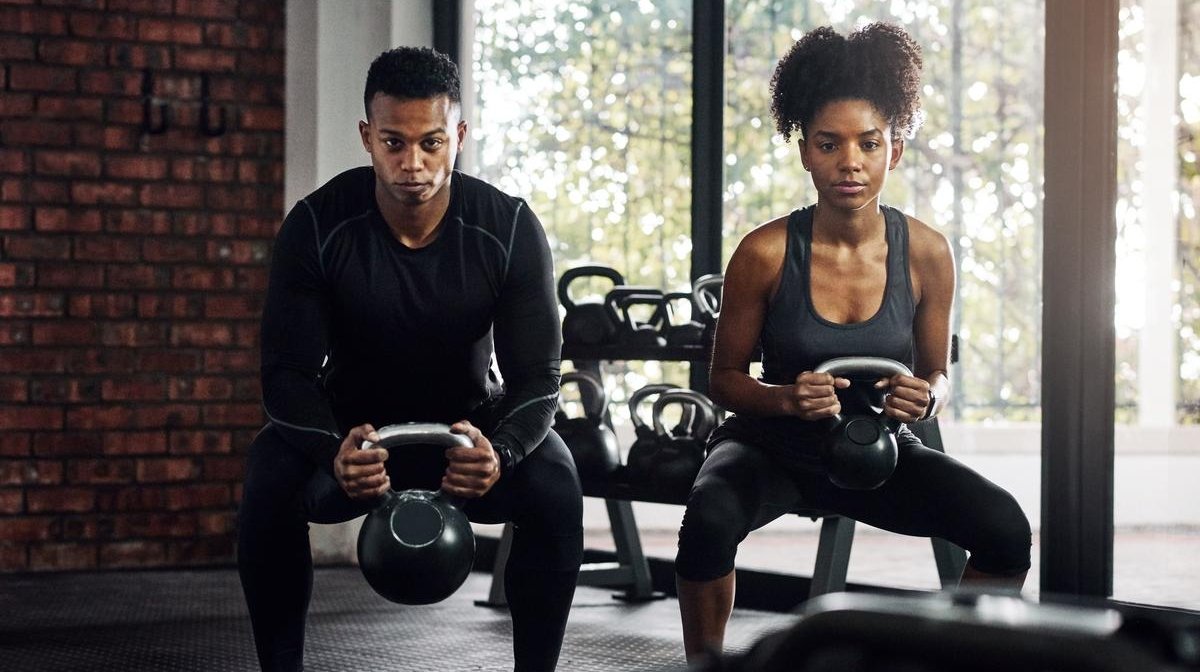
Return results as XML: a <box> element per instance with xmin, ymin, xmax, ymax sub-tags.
<box><xmin>141</xmin><ymin>69</ymin><xmax>169</xmax><ymax>135</ymax></box>
<box><xmin>198</xmin><ymin>73</ymin><xmax>227</xmax><ymax>137</ymax></box>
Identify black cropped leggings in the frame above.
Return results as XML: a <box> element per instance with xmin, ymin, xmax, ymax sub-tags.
<box><xmin>236</xmin><ymin>425</ymin><xmax>583</xmax><ymax>672</ymax></box>
<box><xmin>675</xmin><ymin>434</ymin><xmax>1031</xmax><ymax>582</ymax></box>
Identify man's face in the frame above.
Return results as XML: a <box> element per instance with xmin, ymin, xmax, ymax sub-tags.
<box><xmin>358</xmin><ymin>94</ymin><xmax>466</xmax><ymax>209</ymax></box>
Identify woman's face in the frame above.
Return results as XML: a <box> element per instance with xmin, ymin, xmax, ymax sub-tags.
<box><xmin>799</xmin><ymin>99</ymin><xmax>904</xmax><ymax>213</ymax></box>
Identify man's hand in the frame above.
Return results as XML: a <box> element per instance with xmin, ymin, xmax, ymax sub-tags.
<box><xmin>785</xmin><ymin>371</ymin><xmax>851</xmax><ymax>420</ymax></box>
<box><xmin>444</xmin><ymin>420</ymin><xmax>501</xmax><ymax>499</ymax></box>
<box><xmin>876</xmin><ymin>374</ymin><xmax>932</xmax><ymax>423</ymax></box>
<box><xmin>334</xmin><ymin>424</ymin><xmax>390</xmax><ymax>500</ymax></box>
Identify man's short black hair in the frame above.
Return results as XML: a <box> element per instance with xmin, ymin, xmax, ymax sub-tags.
<box><xmin>363</xmin><ymin>46</ymin><xmax>461</xmax><ymax>117</ymax></box>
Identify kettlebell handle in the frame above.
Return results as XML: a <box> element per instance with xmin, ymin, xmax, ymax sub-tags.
<box><xmin>361</xmin><ymin>422</ymin><xmax>474</xmax><ymax>451</ymax></box>
<box><xmin>814</xmin><ymin>356</ymin><xmax>912</xmax><ymax>379</ymax></box>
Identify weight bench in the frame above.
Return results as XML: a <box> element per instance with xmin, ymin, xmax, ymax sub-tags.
<box><xmin>476</xmin><ymin>417</ymin><xmax>967</xmax><ymax>608</ymax></box>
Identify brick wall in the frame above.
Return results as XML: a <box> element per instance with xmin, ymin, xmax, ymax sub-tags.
<box><xmin>0</xmin><ymin>0</ymin><xmax>285</xmax><ymax>571</ymax></box>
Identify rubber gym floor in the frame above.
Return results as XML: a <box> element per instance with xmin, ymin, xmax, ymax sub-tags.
<box><xmin>0</xmin><ymin>566</ymin><xmax>792</xmax><ymax>672</ymax></box>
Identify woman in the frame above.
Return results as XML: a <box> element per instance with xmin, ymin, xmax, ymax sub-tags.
<box><xmin>674</xmin><ymin>23</ymin><xmax>1031</xmax><ymax>661</ymax></box>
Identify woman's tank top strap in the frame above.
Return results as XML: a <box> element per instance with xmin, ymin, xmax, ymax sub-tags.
<box><xmin>759</xmin><ymin>204</ymin><xmax>916</xmax><ymax>385</ymax></box>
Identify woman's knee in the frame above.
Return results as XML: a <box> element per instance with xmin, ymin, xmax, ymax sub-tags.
<box><xmin>675</xmin><ymin>477</ymin><xmax>750</xmax><ymax>581</ymax></box>
<box><xmin>968</xmin><ymin>490</ymin><xmax>1032</xmax><ymax>576</ymax></box>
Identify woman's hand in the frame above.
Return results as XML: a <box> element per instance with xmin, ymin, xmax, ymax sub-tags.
<box><xmin>785</xmin><ymin>371</ymin><xmax>851</xmax><ymax>420</ymax></box>
<box><xmin>876</xmin><ymin>374</ymin><xmax>932</xmax><ymax>423</ymax></box>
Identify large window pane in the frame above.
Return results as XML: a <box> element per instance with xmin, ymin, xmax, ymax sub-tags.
<box><xmin>1112</xmin><ymin>0</ymin><xmax>1200</xmax><ymax>611</ymax></box>
<box><xmin>722</xmin><ymin>1</ymin><xmax>1045</xmax><ymax>591</ymax></box>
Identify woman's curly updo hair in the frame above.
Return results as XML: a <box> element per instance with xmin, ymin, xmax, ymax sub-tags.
<box><xmin>770</xmin><ymin>22</ymin><xmax>923</xmax><ymax>142</ymax></box>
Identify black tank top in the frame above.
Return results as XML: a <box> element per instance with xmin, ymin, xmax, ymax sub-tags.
<box><xmin>760</xmin><ymin>204</ymin><xmax>916</xmax><ymax>383</ymax></box>
<box><xmin>710</xmin><ymin>204</ymin><xmax>917</xmax><ymax>463</ymax></box>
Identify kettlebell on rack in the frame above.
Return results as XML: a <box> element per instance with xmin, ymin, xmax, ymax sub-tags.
<box><xmin>624</xmin><ymin>383</ymin><xmax>680</xmax><ymax>481</ymax></box>
<box><xmin>605</xmin><ymin>287</ymin><xmax>668</xmax><ymax>347</ymax></box>
<box><xmin>691</xmin><ymin>273</ymin><xmax>723</xmax><ymax>351</ymax></box>
<box><xmin>553</xmin><ymin>371</ymin><xmax>621</xmax><ymax>480</ymax></box>
<box><xmin>643</xmin><ymin>389</ymin><xmax>718</xmax><ymax>498</ymax></box>
<box><xmin>813</xmin><ymin>357</ymin><xmax>912</xmax><ymax>491</ymax></box>
<box><xmin>663</xmin><ymin>291</ymin><xmax>705</xmax><ymax>346</ymax></box>
<box><xmin>559</xmin><ymin>265</ymin><xmax>625</xmax><ymax>346</ymax></box>
<box><xmin>356</xmin><ymin>423</ymin><xmax>476</xmax><ymax>605</ymax></box>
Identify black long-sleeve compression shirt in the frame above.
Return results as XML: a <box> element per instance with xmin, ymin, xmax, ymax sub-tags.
<box><xmin>260</xmin><ymin>167</ymin><xmax>562</xmax><ymax>478</ymax></box>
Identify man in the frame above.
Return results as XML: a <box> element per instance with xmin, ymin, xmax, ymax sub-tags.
<box><xmin>237</xmin><ymin>46</ymin><xmax>583</xmax><ymax>672</ymax></box>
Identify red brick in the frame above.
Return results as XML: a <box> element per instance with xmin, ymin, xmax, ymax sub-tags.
<box><xmin>138</xmin><ymin>184</ymin><xmax>203</xmax><ymax>209</ymax></box>
<box><xmin>1</xmin><ymin>120</ymin><xmax>73</xmax><ymax>147</ymax></box>
<box><xmin>0</xmin><ymin>433</ymin><xmax>31</xmax><ymax>457</ymax></box>
<box><xmin>8</xmin><ymin>64</ymin><xmax>76</xmax><ymax>93</ymax></box>
<box><xmin>0</xmin><ymin>489</ymin><xmax>23</xmax><ymax>514</ymax></box>
<box><xmin>0</xmin><ymin>7</ymin><xmax>68</xmax><ymax>35</ymax></box>
<box><xmin>137</xmin><ymin>350</ymin><xmax>202</xmax><ymax>373</ymax></box>
<box><xmin>169</xmin><ymin>376</ymin><xmax>234</xmax><ymax>401</ymax></box>
<box><xmin>67</xmin><ymin>293</ymin><xmax>137</xmax><ymax>319</ymax></box>
<box><xmin>170</xmin><ymin>430</ymin><xmax>232</xmax><ymax>454</ymax></box>
<box><xmin>67</xmin><ymin>459</ymin><xmax>135</xmax><ymax>485</ymax></box>
<box><xmin>69</xmin><ymin>12</ymin><xmax>136</xmax><ymax>40</ymax></box>
<box><xmin>137</xmin><ymin>294</ymin><xmax>203</xmax><ymax>319</ymax></box>
<box><xmin>234</xmin><ymin>323</ymin><xmax>257</xmax><ymax>348</ymax></box>
<box><xmin>31</xmin><ymin>542</ymin><xmax>97</xmax><ymax>570</ymax></box>
<box><xmin>31</xmin><ymin>321</ymin><xmax>99</xmax><ymax>345</ymax></box>
<box><xmin>240</xmin><ymin>106</ymin><xmax>283</xmax><ymax>131</ymax></box>
<box><xmin>61</xmin><ymin>515</ymin><xmax>116</xmax><ymax>541</ymax></box>
<box><xmin>137</xmin><ymin>17</ymin><xmax>204</xmax><ymax>44</ymax></box>
<box><xmin>105</xmin><ymin>210</ymin><xmax>172</xmax><ymax>235</ymax></box>
<box><xmin>0</xmin><ymin>460</ymin><xmax>62</xmax><ymax>486</ymax></box>
<box><xmin>176</xmin><ymin>0</ymin><xmax>237</xmax><ymax>19</ymax></box>
<box><xmin>101</xmin><ymin>378</ymin><xmax>167</xmax><ymax>402</ymax></box>
<box><xmin>164</xmin><ymin>483</ymin><xmax>229</xmax><ymax>511</ymax></box>
<box><xmin>0</xmin><ymin>406</ymin><xmax>62</xmax><ymax>430</ymax></box>
<box><xmin>27</xmin><ymin>486</ymin><xmax>94</xmax><ymax>513</ymax></box>
<box><xmin>65</xmin><ymin>348</ymin><xmax>136</xmax><ymax>374</ymax></box>
<box><xmin>0</xmin><ymin>349</ymin><xmax>66</xmax><ymax>374</ymax></box>
<box><xmin>28</xmin><ymin>180</ymin><xmax>70</xmax><ymax>202</ymax></box>
<box><xmin>95</xmin><ymin>485</ymin><xmax>163</xmax><ymax>512</ymax></box>
<box><xmin>203</xmin><ymin>295</ymin><xmax>261</xmax><ymax>320</ymax></box>
<box><xmin>207</xmin><ymin>185</ymin><xmax>262</xmax><ymax>211</ymax></box>
<box><xmin>79</xmin><ymin>71</ymin><xmax>140</xmax><ymax>97</ymax></box>
<box><xmin>0</xmin><ymin>149</ymin><xmax>29</xmax><ymax>173</ymax></box>
<box><xmin>236</xmin><ymin>267</ymin><xmax>269</xmax><ymax>291</ymax></box>
<box><xmin>34</xmin><ymin>207</ymin><xmax>102</xmax><ymax>232</ymax></box>
<box><xmin>171</xmin><ymin>266</ymin><xmax>235</xmax><ymax>290</ymax></box>
<box><xmin>0</xmin><ymin>378</ymin><xmax>27</xmax><ymax>403</ymax></box>
<box><xmin>65</xmin><ymin>405</ymin><xmax>131</xmax><ymax>430</ymax></box>
<box><xmin>99</xmin><ymin>540</ymin><xmax>165</xmax><ymax>567</ymax></box>
<box><xmin>0</xmin><ymin>292</ymin><xmax>67</xmax><ymax>318</ymax></box>
<box><xmin>0</xmin><ymin>321</ymin><xmax>30</xmax><ymax>345</ymax></box>
<box><xmin>0</xmin><ymin>92</ymin><xmax>35</xmax><ymax>117</ymax></box>
<box><xmin>108</xmin><ymin>43</ymin><xmax>171</xmax><ymax>70</ymax></box>
<box><xmin>202</xmin><ymin>455</ymin><xmax>244</xmax><ymax>480</ymax></box>
<box><xmin>176</xmin><ymin>47</ymin><xmax>236</xmax><ymax>71</ymax></box>
<box><xmin>104</xmin><ymin>156</ymin><xmax>168</xmax><ymax>180</ymax></box>
<box><xmin>169</xmin><ymin>323</ymin><xmax>232</xmax><ymax>347</ymax></box>
<box><xmin>1</xmin><ymin>178</ymin><xmax>27</xmax><ymax>201</ymax></box>
<box><xmin>29</xmin><ymin>378</ymin><xmax>100</xmax><ymax>404</ymax></box>
<box><xmin>71</xmin><ymin>181</ymin><xmax>138</xmax><ymax>206</ymax></box>
<box><xmin>0</xmin><ymin>34</ymin><xmax>35</xmax><ymax>60</ymax></box>
<box><xmin>203</xmin><ymin>350</ymin><xmax>256</xmax><ymax>373</ymax></box>
<box><xmin>142</xmin><ymin>238</ymin><xmax>200</xmax><ymax>263</ymax></box>
<box><xmin>235</xmin><ymin>51</ymin><xmax>283</xmax><ymax>77</ymax></box>
<box><xmin>203</xmin><ymin>403</ymin><xmax>261</xmax><ymax>427</ymax></box>
<box><xmin>34</xmin><ymin>150</ymin><xmax>101</xmax><ymax>178</ymax></box>
<box><xmin>102</xmin><ymin>431</ymin><xmax>168</xmax><ymax>456</ymax></box>
<box><xmin>136</xmin><ymin>457</ymin><xmax>198</xmax><ymax>483</ymax></box>
<box><xmin>33</xmin><ymin>432</ymin><xmax>101</xmax><ymax>457</ymax></box>
<box><xmin>105</xmin><ymin>0</ymin><xmax>173</xmax><ymax>13</ymax></box>
<box><xmin>106</xmin><ymin>265</ymin><xmax>170</xmax><ymax>289</ymax></box>
<box><xmin>36</xmin><ymin>263</ymin><xmax>105</xmax><ymax>288</ymax></box>
<box><xmin>0</xmin><ymin>516</ymin><xmax>56</xmax><ymax>542</ymax></box>
<box><xmin>3</xmin><ymin>235</ymin><xmax>70</xmax><ymax>260</ymax></box>
<box><xmin>102</xmin><ymin>126</ymin><xmax>138</xmax><ymax>151</ymax></box>
<box><xmin>132</xmin><ymin>404</ymin><xmax>201</xmax><ymax>429</ymax></box>
<box><xmin>204</xmin><ymin>23</ymin><xmax>269</xmax><ymax>49</ymax></box>
<box><xmin>37</xmin><ymin>39</ymin><xmax>108</xmax><ymax>66</ymax></box>
<box><xmin>34</xmin><ymin>96</ymin><xmax>104</xmax><ymax>121</ymax></box>
<box><xmin>0</xmin><ymin>205</ymin><xmax>29</xmax><ymax>230</ymax></box>
<box><xmin>206</xmin><ymin>239</ymin><xmax>269</xmax><ymax>264</ymax></box>
<box><xmin>197</xmin><ymin>510</ymin><xmax>235</xmax><ymax>535</ymax></box>
<box><xmin>122</xmin><ymin>512</ymin><xmax>198</xmax><ymax>538</ymax></box>
<box><xmin>0</xmin><ymin>262</ymin><xmax>35</xmax><ymax>287</ymax></box>
<box><xmin>100</xmin><ymin>321</ymin><xmax>168</xmax><ymax>347</ymax></box>
<box><xmin>0</xmin><ymin>543</ymin><xmax>27</xmax><ymax>571</ymax></box>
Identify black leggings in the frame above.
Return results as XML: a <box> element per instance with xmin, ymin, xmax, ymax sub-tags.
<box><xmin>675</xmin><ymin>432</ymin><xmax>1031</xmax><ymax>582</ymax></box>
<box><xmin>236</xmin><ymin>425</ymin><xmax>584</xmax><ymax>672</ymax></box>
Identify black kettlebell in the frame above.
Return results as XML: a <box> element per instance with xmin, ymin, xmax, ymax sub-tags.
<box><xmin>605</xmin><ymin>287</ymin><xmax>668</xmax><ymax>347</ymax></box>
<box><xmin>356</xmin><ymin>423</ymin><xmax>476</xmax><ymax>605</ymax></box>
<box><xmin>814</xmin><ymin>357</ymin><xmax>912</xmax><ymax>490</ymax></box>
<box><xmin>553</xmin><ymin>371</ymin><xmax>620</xmax><ymax>480</ymax></box>
<box><xmin>691</xmin><ymin>273</ymin><xmax>723</xmax><ymax>351</ymax></box>
<box><xmin>624</xmin><ymin>383</ymin><xmax>679</xmax><ymax>481</ymax></box>
<box><xmin>559</xmin><ymin>265</ymin><xmax>624</xmax><ymax>346</ymax></box>
<box><xmin>664</xmin><ymin>291</ymin><xmax>705</xmax><ymax>346</ymax></box>
<box><xmin>646</xmin><ymin>389</ymin><xmax>718</xmax><ymax>498</ymax></box>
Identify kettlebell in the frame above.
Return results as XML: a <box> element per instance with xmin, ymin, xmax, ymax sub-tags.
<box><xmin>663</xmin><ymin>291</ymin><xmax>705</xmax><ymax>346</ymax></box>
<box><xmin>813</xmin><ymin>357</ymin><xmax>912</xmax><ymax>490</ymax></box>
<box><xmin>559</xmin><ymin>265</ymin><xmax>624</xmax><ymax>346</ymax></box>
<box><xmin>356</xmin><ymin>423</ymin><xmax>476</xmax><ymax>605</ymax></box>
<box><xmin>553</xmin><ymin>371</ymin><xmax>621</xmax><ymax>480</ymax></box>
<box><xmin>646</xmin><ymin>389</ymin><xmax>718</xmax><ymax>498</ymax></box>
<box><xmin>624</xmin><ymin>383</ymin><xmax>680</xmax><ymax>482</ymax></box>
<box><xmin>691</xmin><ymin>274</ymin><xmax>723</xmax><ymax>351</ymax></box>
<box><xmin>604</xmin><ymin>287</ymin><xmax>668</xmax><ymax>347</ymax></box>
